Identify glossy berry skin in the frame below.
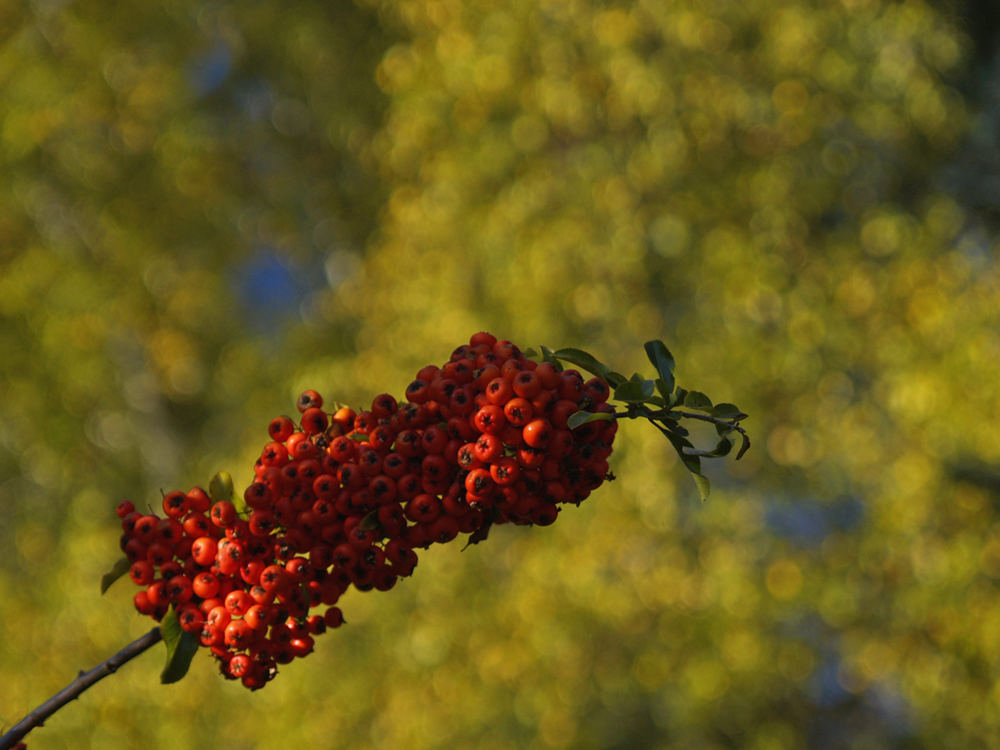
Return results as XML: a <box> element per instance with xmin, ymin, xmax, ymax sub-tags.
<box><xmin>522</xmin><ymin>419</ymin><xmax>552</xmax><ymax>448</ymax></box>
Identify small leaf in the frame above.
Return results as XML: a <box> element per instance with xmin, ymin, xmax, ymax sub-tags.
<box><xmin>670</xmin><ymin>387</ymin><xmax>688</xmax><ymax>408</ymax></box>
<box><xmin>690</xmin><ymin>472</ymin><xmax>711</xmax><ymax>502</ymax></box>
<box><xmin>657</xmin><ymin>417</ymin><xmax>689</xmax><ymax>437</ymax></box>
<box><xmin>655</xmin><ymin>378</ymin><xmax>672</xmax><ymax>400</ymax></box>
<box><xmin>736</xmin><ymin>433</ymin><xmax>751</xmax><ymax>460</ymax></box>
<box><xmin>711</xmin><ymin>402</ymin><xmax>748</xmax><ymax>420</ymax></box>
<box><xmin>101</xmin><ymin>557</ymin><xmax>131</xmax><ymax>594</ymax></box>
<box><xmin>160</xmin><ymin>608</ymin><xmax>200</xmax><ymax>684</ymax></box>
<box><xmin>349</xmin><ymin>432</ymin><xmax>369</xmax><ymax>442</ymax></box>
<box><xmin>538</xmin><ymin>346</ymin><xmax>563</xmax><ymax>370</ymax></box>
<box><xmin>359</xmin><ymin>509</ymin><xmax>380</xmax><ymax>531</ymax></box>
<box><xmin>462</xmin><ymin>520</ymin><xmax>493</xmax><ymax>549</ymax></box>
<box><xmin>683</xmin><ymin>434</ymin><xmax>733</xmax><ymax>458</ymax></box>
<box><xmin>627</xmin><ymin>373</ymin><xmax>656</xmax><ymax>400</ymax></box>
<box><xmin>683</xmin><ymin>390</ymin><xmax>713</xmax><ymax>411</ymax></box>
<box><xmin>209</xmin><ymin>472</ymin><xmax>234</xmax><ymax>504</ymax></box>
<box><xmin>606</xmin><ymin>371</ymin><xmax>627</xmax><ymax>388</ymax></box>
<box><xmin>552</xmin><ymin>347</ymin><xmax>615</xmax><ymax>383</ymax></box>
<box><xmin>522</xmin><ymin>347</ymin><xmax>539</xmax><ymax>358</ymax></box>
<box><xmin>644</xmin><ymin>340</ymin><xmax>675</xmax><ymax>394</ymax></box>
<box><xmin>614</xmin><ymin>380</ymin><xmax>647</xmax><ymax>403</ymax></box>
<box><xmin>567</xmin><ymin>410</ymin><xmax>615</xmax><ymax>429</ymax></box>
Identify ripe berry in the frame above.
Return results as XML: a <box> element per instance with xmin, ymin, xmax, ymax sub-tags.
<box><xmin>297</xmin><ymin>390</ymin><xmax>323</xmax><ymax>413</ymax></box>
<box><xmin>268</xmin><ymin>415</ymin><xmax>296</xmax><ymax>442</ymax></box>
<box><xmin>129</xmin><ymin>560</ymin><xmax>155</xmax><ymax>586</ymax></box>
<box><xmin>522</xmin><ymin>419</ymin><xmax>553</xmax><ymax>448</ymax></box>
<box><xmin>473</xmin><ymin>404</ymin><xmax>505</xmax><ymax>435</ymax></box>
<box><xmin>301</xmin><ymin>408</ymin><xmax>329</xmax><ymax>436</ymax></box>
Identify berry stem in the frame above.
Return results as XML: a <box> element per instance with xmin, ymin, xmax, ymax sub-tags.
<box><xmin>0</xmin><ymin>627</ymin><xmax>162</xmax><ymax>750</ymax></box>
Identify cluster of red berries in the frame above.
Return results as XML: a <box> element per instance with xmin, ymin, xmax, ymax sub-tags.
<box><xmin>115</xmin><ymin>333</ymin><xmax>617</xmax><ymax>689</ymax></box>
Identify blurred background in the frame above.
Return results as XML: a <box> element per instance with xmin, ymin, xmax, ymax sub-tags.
<box><xmin>2</xmin><ymin>0</ymin><xmax>1000</xmax><ymax>747</ymax></box>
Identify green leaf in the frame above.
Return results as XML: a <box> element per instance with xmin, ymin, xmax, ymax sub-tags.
<box><xmin>606</xmin><ymin>371</ymin><xmax>627</xmax><ymax>388</ymax></box>
<box><xmin>644</xmin><ymin>340</ymin><xmax>675</xmax><ymax>394</ymax></box>
<box><xmin>657</xmin><ymin>417</ymin><xmax>689</xmax><ymax>437</ymax></box>
<box><xmin>209</xmin><ymin>472</ymin><xmax>234</xmax><ymax>504</ymax></box>
<box><xmin>683</xmin><ymin>434</ymin><xmax>734</xmax><ymax>458</ymax></box>
<box><xmin>736</xmin><ymin>433</ymin><xmax>752</xmax><ymax>460</ymax></box>
<box><xmin>538</xmin><ymin>346</ymin><xmax>563</xmax><ymax>370</ymax></box>
<box><xmin>711</xmin><ymin>402</ymin><xmax>748</xmax><ymax>420</ymax></box>
<box><xmin>160</xmin><ymin>608</ymin><xmax>200</xmax><ymax>684</ymax></box>
<box><xmin>670</xmin><ymin>387</ymin><xmax>688</xmax><ymax>408</ymax></box>
<box><xmin>655</xmin><ymin>378</ymin><xmax>672</xmax><ymax>400</ymax></box>
<box><xmin>462</xmin><ymin>519</ymin><xmax>493</xmax><ymax>549</ymax></box>
<box><xmin>683</xmin><ymin>390</ymin><xmax>713</xmax><ymax>411</ymax></box>
<box><xmin>657</xmin><ymin>426</ymin><xmax>712</xmax><ymax>501</ymax></box>
<box><xmin>522</xmin><ymin>347</ymin><xmax>539</xmax><ymax>358</ymax></box>
<box><xmin>690</xmin><ymin>472</ymin><xmax>711</xmax><ymax>502</ymax></box>
<box><xmin>101</xmin><ymin>557</ymin><xmax>131</xmax><ymax>594</ymax></box>
<box><xmin>614</xmin><ymin>380</ymin><xmax>647</xmax><ymax>403</ymax></box>
<box><xmin>551</xmin><ymin>347</ymin><xmax>616</xmax><ymax>384</ymax></box>
<box><xmin>567</xmin><ymin>410</ymin><xmax>615</xmax><ymax>429</ymax></box>
<box><xmin>359</xmin><ymin>509</ymin><xmax>380</xmax><ymax>531</ymax></box>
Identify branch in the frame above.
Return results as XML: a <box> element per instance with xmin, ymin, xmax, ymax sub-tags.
<box><xmin>612</xmin><ymin>407</ymin><xmax>749</xmax><ymax>437</ymax></box>
<box><xmin>0</xmin><ymin>627</ymin><xmax>162</xmax><ymax>750</ymax></box>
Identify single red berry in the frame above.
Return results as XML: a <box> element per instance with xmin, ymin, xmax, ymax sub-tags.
<box><xmin>129</xmin><ymin>560</ymin><xmax>155</xmax><ymax>586</ymax></box>
<box><xmin>166</xmin><ymin>574</ymin><xmax>194</xmax><ymax>604</ymax></box>
<box><xmin>473</xmin><ymin>433</ymin><xmax>502</xmax><ymax>463</ymax></box>
<box><xmin>297</xmin><ymin>390</ymin><xmax>323</xmax><ymax>413</ymax></box>
<box><xmin>186</xmin><ymin>487</ymin><xmax>211</xmax><ymax>513</ymax></box>
<box><xmin>522</xmin><ymin>419</ymin><xmax>552</xmax><ymax>448</ymax></box>
<box><xmin>405</xmin><ymin>493</ymin><xmax>441</xmax><ymax>523</ymax></box>
<box><xmin>244</xmin><ymin>482</ymin><xmax>273</xmax><ymax>510</ymax></box>
<box><xmin>182</xmin><ymin>512</ymin><xmax>212</xmax><ymax>538</ymax></box>
<box><xmin>300</xmin><ymin>407</ymin><xmax>329</xmax><ymax>436</ymax></box>
<box><xmin>224</xmin><ymin>619</ymin><xmax>252</xmax><ymax>648</ymax></box>
<box><xmin>512</xmin><ymin>370</ymin><xmax>541</xmax><ymax>399</ymax></box>
<box><xmin>225</xmin><ymin>589</ymin><xmax>252</xmax><ymax>616</ymax></box>
<box><xmin>534</xmin><ymin>361</ymin><xmax>561</xmax><ymax>389</ymax></box>
<box><xmin>260</xmin><ymin>441</ymin><xmax>289</xmax><ymax>467</ymax></box>
<box><xmin>177</xmin><ymin>603</ymin><xmax>204</xmax><ymax>633</ymax></box>
<box><xmin>503</xmin><ymin>397</ymin><xmax>533</xmax><ymax>426</ymax></box>
<box><xmin>490</xmin><ymin>456</ymin><xmax>520</xmax><ymax>486</ymax></box>
<box><xmin>371</xmin><ymin>393</ymin><xmax>398</xmax><ymax>418</ymax></box>
<box><xmin>473</xmin><ymin>404</ymin><xmax>506</xmax><ymax>435</ymax></box>
<box><xmin>464</xmin><ymin>468</ymin><xmax>494</xmax><ymax>496</ymax></box>
<box><xmin>484</xmin><ymin>377</ymin><xmax>513</xmax><ymax>406</ymax></box>
<box><xmin>332</xmin><ymin>406</ymin><xmax>356</xmax><ymax>429</ymax></box>
<box><xmin>192</xmin><ymin>571</ymin><xmax>220</xmax><ymax>599</ymax></box>
<box><xmin>191</xmin><ymin>536</ymin><xmax>218</xmax><ymax>566</ymax></box>
<box><xmin>210</xmin><ymin>501</ymin><xmax>237</xmax><ymax>528</ymax></box>
<box><xmin>268</xmin><ymin>415</ymin><xmax>296</xmax><ymax>442</ymax></box>
<box><xmin>116</xmin><ymin>500</ymin><xmax>136</xmax><ymax>518</ymax></box>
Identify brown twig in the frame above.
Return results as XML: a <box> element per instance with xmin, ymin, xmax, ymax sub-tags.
<box><xmin>0</xmin><ymin>627</ymin><xmax>162</xmax><ymax>750</ymax></box>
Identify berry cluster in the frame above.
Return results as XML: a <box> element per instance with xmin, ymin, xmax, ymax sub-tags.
<box><xmin>115</xmin><ymin>333</ymin><xmax>616</xmax><ymax>689</ymax></box>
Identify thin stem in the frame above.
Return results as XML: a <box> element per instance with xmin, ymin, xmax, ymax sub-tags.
<box><xmin>0</xmin><ymin>627</ymin><xmax>162</xmax><ymax>750</ymax></box>
<box><xmin>612</xmin><ymin>407</ymin><xmax>748</xmax><ymax>435</ymax></box>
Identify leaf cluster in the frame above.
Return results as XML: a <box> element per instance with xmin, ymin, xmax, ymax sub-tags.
<box><xmin>527</xmin><ymin>341</ymin><xmax>750</xmax><ymax>501</ymax></box>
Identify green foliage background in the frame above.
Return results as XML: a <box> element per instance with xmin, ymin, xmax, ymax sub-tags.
<box><xmin>2</xmin><ymin>0</ymin><xmax>999</xmax><ymax>747</ymax></box>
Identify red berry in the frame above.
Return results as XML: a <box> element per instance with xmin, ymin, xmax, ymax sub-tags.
<box><xmin>268</xmin><ymin>415</ymin><xmax>296</xmax><ymax>442</ymax></box>
<box><xmin>297</xmin><ymin>390</ymin><xmax>323</xmax><ymax>413</ymax></box>
<box><xmin>473</xmin><ymin>404</ymin><xmax>506</xmax><ymax>435</ymax></box>
<box><xmin>300</xmin><ymin>408</ymin><xmax>329</xmax><ymax>436</ymax></box>
<box><xmin>522</xmin><ymin>419</ymin><xmax>553</xmax><ymax>448</ymax></box>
